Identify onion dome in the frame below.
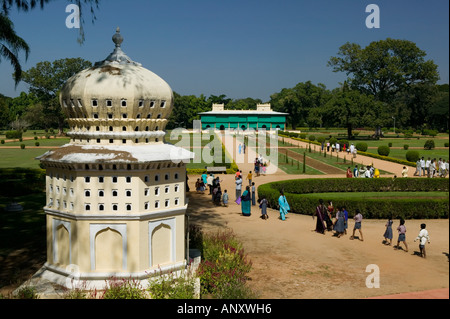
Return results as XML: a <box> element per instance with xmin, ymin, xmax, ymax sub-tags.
<box><xmin>60</xmin><ymin>27</ymin><xmax>173</xmax><ymax>145</ymax></box>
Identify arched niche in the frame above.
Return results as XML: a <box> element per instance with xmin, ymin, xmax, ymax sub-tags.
<box><xmin>148</xmin><ymin>218</ymin><xmax>176</xmax><ymax>268</ymax></box>
<box><xmin>89</xmin><ymin>224</ymin><xmax>127</xmax><ymax>271</ymax></box>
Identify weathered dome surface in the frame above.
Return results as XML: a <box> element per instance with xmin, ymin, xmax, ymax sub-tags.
<box><xmin>59</xmin><ymin>27</ymin><xmax>174</xmax><ymax>146</ymax></box>
<box><xmin>39</xmin><ymin>28</ymin><xmax>194</xmax><ymax>165</ymax></box>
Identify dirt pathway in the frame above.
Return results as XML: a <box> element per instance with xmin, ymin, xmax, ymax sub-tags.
<box><xmin>187</xmin><ymin>132</ymin><xmax>449</xmax><ymax>299</ymax></box>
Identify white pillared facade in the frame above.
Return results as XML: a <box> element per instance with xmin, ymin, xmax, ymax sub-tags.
<box><xmin>36</xmin><ymin>28</ymin><xmax>194</xmax><ymax>289</ymax></box>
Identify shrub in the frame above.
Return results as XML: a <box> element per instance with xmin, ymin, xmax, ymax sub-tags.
<box><xmin>445</xmin><ymin>142</ymin><xmax>449</xmax><ymax>147</ymax></box>
<box><xmin>35</xmin><ymin>142</ymin><xmax>40</xmax><ymax>147</ymax></box>
<box><xmin>14</xmin><ymin>286</ymin><xmax>38</xmax><ymax>299</ymax></box>
<box><xmin>34</xmin><ymin>136</ymin><xmax>38</xmax><ymax>140</ymax></box>
<box><xmin>308</xmin><ymin>135</ymin><xmax>316</xmax><ymax>142</ymax></box>
<box><xmin>317</xmin><ymin>136</ymin><xmax>326</xmax><ymax>144</ymax></box>
<box><xmin>196</xmin><ymin>229</ymin><xmax>253</xmax><ymax>299</ymax></box>
<box><xmin>406</xmin><ymin>150</ymin><xmax>420</xmax><ymax>163</ymax></box>
<box><xmin>148</xmin><ymin>269</ymin><xmax>196</xmax><ymax>299</ymax></box>
<box><xmin>377</xmin><ymin>145</ymin><xmax>390</xmax><ymax>156</ymax></box>
<box><xmin>257</xmin><ymin>178</ymin><xmax>449</xmax><ymax>219</ymax></box>
<box><xmin>5</xmin><ymin>130</ymin><xmax>22</xmax><ymax>139</ymax></box>
<box><xmin>101</xmin><ymin>277</ymin><xmax>147</xmax><ymax>299</ymax></box>
<box><xmin>1</xmin><ymin>140</ymin><xmax>4</xmax><ymax>144</ymax></box>
<box><xmin>355</xmin><ymin>142</ymin><xmax>368</xmax><ymax>152</ymax></box>
<box><xmin>20</xmin><ymin>144</ymin><xmax>25</xmax><ymax>149</ymax></box>
<box><xmin>388</xmin><ymin>142</ymin><xmax>393</xmax><ymax>147</ymax></box>
<box><xmin>299</xmin><ymin>133</ymin><xmax>307</xmax><ymax>139</ymax></box>
<box><xmin>329</xmin><ymin>137</ymin><xmax>337</xmax><ymax>145</ymax></box>
<box><xmin>424</xmin><ymin>139</ymin><xmax>435</xmax><ymax>150</ymax></box>
<box><xmin>403</xmin><ymin>144</ymin><xmax>409</xmax><ymax>150</ymax></box>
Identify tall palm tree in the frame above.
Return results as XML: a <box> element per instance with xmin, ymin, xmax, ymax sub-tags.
<box><xmin>0</xmin><ymin>13</ymin><xmax>29</xmax><ymax>86</ymax></box>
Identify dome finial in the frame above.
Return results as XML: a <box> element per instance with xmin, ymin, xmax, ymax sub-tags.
<box><xmin>112</xmin><ymin>27</ymin><xmax>123</xmax><ymax>47</ymax></box>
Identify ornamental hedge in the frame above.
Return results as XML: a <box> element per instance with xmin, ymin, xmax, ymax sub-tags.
<box><xmin>257</xmin><ymin>178</ymin><xmax>449</xmax><ymax>219</ymax></box>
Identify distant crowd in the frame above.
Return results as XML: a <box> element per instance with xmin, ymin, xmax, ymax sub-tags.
<box><xmin>414</xmin><ymin>157</ymin><xmax>449</xmax><ymax>178</ymax></box>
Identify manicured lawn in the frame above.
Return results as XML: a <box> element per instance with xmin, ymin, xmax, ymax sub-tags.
<box><xmin>0</xmin><ymin>148</ymin><xmax>51</xmax><ymax>169</ymax></box>
<box><xmin>3</xmin><ymin>137</ymin><xmax>70</xmax><ymax>147</ymax></box>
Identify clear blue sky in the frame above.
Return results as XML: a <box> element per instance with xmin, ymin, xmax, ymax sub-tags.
<box><xmin>1</xmin><ymin>0</ymin><xmax>448</xmax><ymax>101</ymax></box>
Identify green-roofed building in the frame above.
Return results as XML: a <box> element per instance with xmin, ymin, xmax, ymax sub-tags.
<box><xmin>199</xmin><ymin>103</ymin><xmax>288</xmax><ymax>131</ymax></box>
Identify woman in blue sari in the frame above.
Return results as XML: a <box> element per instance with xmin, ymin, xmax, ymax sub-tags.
<box><xmin>278</xmin><ymin>191</ymin><xmax>290</xmax><ymax>221</ymax></box>
<box><xmin>241</xmin><ymin>186</ymin><xmax>251</xmax><ymax>216</ymax></box>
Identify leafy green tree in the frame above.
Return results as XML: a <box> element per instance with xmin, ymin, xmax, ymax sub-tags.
<box><xmin>323</xmin><ymin>84</ymin><xmax>385</xmax><ymax>139</ymax></box>
<box><xmin>327</xmin><ymin>38</ymin><xmax>440</xmax><ymax>130</ymax></box>
<box><xmin>0</xmin><ymin>13</ymin><xmax>29</xmax><ymax>86</ymax></box>
<box><xmin>20</xmin><ymin>57</ymin><xmax>92</xmax><ymax>134</ymax></box>
<box><xmin>270</xmin><ymin>81</ymin><xmax>330</xmax><ymax>130</ymax></box>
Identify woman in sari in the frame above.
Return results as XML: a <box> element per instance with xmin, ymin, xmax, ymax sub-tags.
<box><xmin>278</xmin><ymin>191</ymin><xmax>290</xmax><ymax>221</ymax></box>
<box><xmin>313</xmin><ymin>199</ymin><xmax>327</xmax><ymax>234</ymax></box>
<box><xmin>241</xmin><ymin>186</ymin><xmax>251</xmax><ymax>216</ymax></box>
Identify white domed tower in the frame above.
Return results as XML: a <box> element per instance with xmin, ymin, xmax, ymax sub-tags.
<box><xmin>37</xmin><ymin>28</ymin><xmax>194</xmax><ymax>289</ymax></box>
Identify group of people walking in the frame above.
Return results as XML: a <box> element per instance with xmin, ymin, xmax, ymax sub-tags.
<box><xmin>313</xmin><ymin>199</ymin><xmax>431</xmax><ymax>258</ymax></box>
<box><xmin>414</xmin><ymin>157</ymin><xmax>449</xmax><ymax>178</ymax></box>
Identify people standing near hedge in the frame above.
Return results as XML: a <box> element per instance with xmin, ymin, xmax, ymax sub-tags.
<box><xmin>353</xmin><ymin>165</ymin><xmax>359</xmax><ymax>178</ymax></box>
<box><xmin>241</xmin><ymin>186</ymin><xmax>251</xmax><ymax>216</ymax></box>
<box><xmin>235</xmin><ymin>175</ymin><xmax>243</xmax><ymax>201</ymax></box>
<box><xmin>420</xmin><ymin>157</ymin><xmax>426</xmax><ymax>177</ymax></box>
<box><xmin>350</xmin><ymin>209</ymin><xmax>364</xmax><ymax>241</ymax></box>
<box><xmin>402</xmin><ymin>166</ymin><xmax>409</xmax><ymax>178</ymax></box>
<box><xmin>414</xmin><ymin>223</ymin><xmax>431</xmax><ymax>258</ymax></box>
<box><xmin>207</xmin><ymin>173</ymin><xmax>214</xmax><ymax>195</ymax></box>
<box><xmin>414</xmin><ymin>159</ymin><xmax>421</xmax><ymax>176</ymax></box>
<box><xmin>346</xmin><ymin>167</ymin><xmax>353</xmax><ymax>178</ymax></box>
<box><xmin>314</xmin><ymin>199</ymin><xmax>327</xmax><ymax>234</ymax></box>
<box><xmin>260</xmin><ymin>196</ymin><xmax>268</xmax><ymax>220</ymax></box>
<box><xmin>278</xmin><ymin>191</ymin><xmax>290</xmax><ymax>221</ymax></box>
<box><xmin>395</xmin><ymin>219</ymin><xmax>408</xmax><ymax>252</ymax></box>
<box><xmin>333</xmin><ymin>207</ymin><xmax>346</xmax><ymax>238</ymax></box>
<box><xmin>222</xmin><ymin>189</ymin><xmax>229</xmax><ymax>207</ymax></box>
<box><xmin>251</xmin><ymin>182</ymin><xmax>256</xmax><ymax>206</ymax></box>
<box><xmin>383</xmin><ymin>215</ymin><xmax>393</xmax><ymax>246</ymax></box>
<box><xmin>425</xmin><ymin>157</ymin><xmax>431</xmax><ymax>177</ymax></box>
<box><xmin>324</xmin><ymin>201</ymin><xmax>334</xmax><ymax>231</ymax></box>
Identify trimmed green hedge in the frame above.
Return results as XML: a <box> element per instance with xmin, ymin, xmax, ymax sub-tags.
<box><xmin>257</xmin><ymin>178</ymin><xmax>449</xmax><ymax>219</ymax></box>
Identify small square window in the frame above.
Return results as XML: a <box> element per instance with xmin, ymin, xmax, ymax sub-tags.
<box><xmin>121</xmin><ymin>99</ymin><xmax>127</xmax><ymax>107</ymax></box>
<box><xmin>126</xmin><ymin>204</ymin><xmax>132</xmax><ymax>211</ymax></box>
<box><xmin>155</xmin><ymin>174</ymin><xmax>159</xmax><ymax>182</ymax></box>
<box><xmin>126</xmin><ymin>176</ymin><xmax>132</xmax><ymax>183</ymax></box>
<box><xmin>98</xmin><ymin>190</ymin><xmax>104</xmax><ymax>197</ymax></box>
<box><xmin>150</xmin><ymin>101</ymin><xmax>155</xmax><ymax>108</ymax></box>
<box><xmin>85</xmin><ymin>204</ymin><xmax>91</xmax><ymax>211</ymax></box>
<box><xmin>99</xmin><ymin>176</ymin><xmax>104</xmax><ymax>183</ymax></box>
<box><xmin>92</xmin><ymin>100</ymin><xmax>98</xmax><ymax>107</ymax></box>
<box><xmin>165</xmin><ymin>186</ymin><xmax>169</xmax><ymax>194</ymax></box>
<box><xmin>85</xmin><ymin>190</ymin><xmax>91</xmax><ymax>197</ymax></box>
<box><xmin>174</xmin><ymin>173</ymin><xmax>179</xmax><ymax>180</ymax></box>
<box><xmin>165</xmin><ymin>173</ymin><xmax>169</xmax><ymax>181</ymax></box>
<box><xmin>93</xmin><ymin>113</ymin><xmax>99</xmax><ymax>119</ymax></box>
<box><xmin>139</xmin><ymin>99</ymin><xmax>144</xmax><ymax>107</ymax></box>
<box><xmin>174</xmin><ymin>184</ymin><xmax>179</xmax><ymax>192</ymax></box>
<box><xmin>175</xmin><ymin>198</ymin><xmax>179</xmax><ymax>206</ymax></box>
<box><xmin>126</xmin><ymin>190</ymin><xmax>132</xmax><ymax>197</ymax></box>
<box><xmin>155</xmin><ymin>201</ymin><xmax>160</xmax><ymax>209</ymax></box>
<box><xmin>144</xmin><ymin>188</ymin><xmax>149</xmax><ymax>196</ymax></box>
<box><xmin>144</xmin><ymin>202</ymin><xmax>149</xmax><ymax>210</ymax></box>
<box><xmin>85</xmin><ymin>177</ymin><xmax>90</xmax><ymax>183</ymax></box>
<box><xmin>112</xmin><ymin>190</ymin><xmax>118</xmax><ymax>197</ymax></box>
<box><xmin>112</xmin><ymin>204</ymin><xmax>118</xmax><ymax>211</ymax></box>
<box><xmin>160</xmin><ymin>100</ymin><xmax>166</xmax><ymax>108</ymax></box>
<box><xmin>106</xmin><ymin>100</ymin><xmax>112</xmax><ymax>107</ymax></box>
<box><xmin>155</xmin><ymin>187</ymin><xmax>160</xmax><ymax>196</ymax></box>
<box><xmin>144</xmin><ymin>175</ymin><xmax>149</xmax><ymax>182</ymax></box>
<box><xmin>165</xmin><ymin>199</ymin><xmax>169</xmax><ymax>207</ymax></box>
<box><xmin>99</xmin><ymin>204</ymin><xmax>105</xmax><ymax>211</ymax></box>
<box><xmin>108</xmin><ymin>113</ymin><xmax>113</xmax><ymax>119</ymax></box>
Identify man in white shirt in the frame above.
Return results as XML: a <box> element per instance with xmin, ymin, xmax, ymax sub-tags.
<box><xmin>425</xmin><ymin>157</ymin><xmax>431</xmax><ymax>177</ymax></box>
<box><xmin>420</xmin><ymin>157</ymin><xmax>425</xmax><ymax>176</ymax></box>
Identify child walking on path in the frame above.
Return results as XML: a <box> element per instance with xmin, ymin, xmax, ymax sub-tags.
<box><xmin>222</xmin><ymin>189</ymin><xmax>229</xmax><ymax>207</ymax></box>
<box><xmin>414</xmin><ymin>223</ymin><xmax>431</xmax><ymax>258</ymax></box>
<box><xmin>395</xmin><ymin>219</ymin><xmax>408</xmax><ymax>252</ymax></box>
<box><xmin>259</xmin><ymin>196</ymin><xmax>268</xmax><ymax>220</ymax></box>
<box><xmin>350</xmin><ymin>209</ymin><xmax>364</xmax><ymax>241</ymax></box>
<box><xmin>383</xmin><ymin>215</ymin><xmax>393</xmax><ymax>245</ymax></box>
